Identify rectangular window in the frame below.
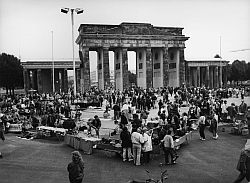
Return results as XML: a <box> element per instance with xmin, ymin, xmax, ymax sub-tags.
<box><xmin>154</xmin><ymin>63</ymin><xmax>161</xmax><ymax>69</ymax></box>
<box><xmin>139</xmin><ymin>63</ymin><xmax>143</xmax><ymax>69</ymax></box>
<box><xmin>169</xmin><ymin>63</ymin><xmax>176</xmax><ymax>69</ymax></box>
<box><xmin>154</xmin><ymin>71</ymin><xmax>160</xmax><ymax>77</ymax></box>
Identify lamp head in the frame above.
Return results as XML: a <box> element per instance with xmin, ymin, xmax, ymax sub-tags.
<box><xmin>75</xmin><ymin>8</ymin><xmax>84</xmax><ymax>14</ymax></box>
<box><xmin>61</xmin><ymin>8</ymin><xmax>69</xmax><ymax>14</ymax></box>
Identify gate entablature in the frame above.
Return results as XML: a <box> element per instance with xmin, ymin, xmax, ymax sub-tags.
<box><xmin>76</xmin><ymin>22</ymin><xmax>188</xmax><ymax>48</ymax></box>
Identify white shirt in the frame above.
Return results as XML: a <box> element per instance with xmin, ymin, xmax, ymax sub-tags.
<box><xmin>131</xmin><ymin>132</ymin><xmax>144</xmax><ymax>145</ymax></box>
<box><xmin>142</xmin><ymin>133</ymin><xmax>153</xmax><ymax>152</ymax></box>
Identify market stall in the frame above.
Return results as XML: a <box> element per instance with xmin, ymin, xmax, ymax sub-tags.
<box><xmin>64</xmin><ymin>133</ymin><xmax>101</xmax><ymax>155</ymax></box>
<box><xmin>36</xmin><ymin>126</ymin><xmax>67</xmax><ymax>141</ymax></box>
<box><xmin>231</xmin><ymin>113</ymin><xmax>248</xmax><ymax>135</ymax></box>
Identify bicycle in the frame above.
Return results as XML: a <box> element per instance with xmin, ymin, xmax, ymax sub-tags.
<box><xmin>127</xmin><ymin>163</ymin><xmax>168</xmax><ymax>183</ymax></box>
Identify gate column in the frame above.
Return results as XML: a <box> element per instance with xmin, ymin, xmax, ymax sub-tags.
<box><xmin>37</xmin><ymin>69</ymin><xmax>42</xmax><ymax>93</ymax></box>
<box><xmin>122</xmin><ymin>48</ymin><xmax>129</xmax><ymax>90</ymax></box>
<box><xmin>114</xmin><ymin>49</ymin><xmax>122</xmax><ymax>91</ymax></box>
<box><xmin>146</xmin><ymin>48</ymin><xmax>153</xmax><ymax>88</ymax></box>
<box><xmin>197</xmin><ymin>66</ymin><xmax>200</xmax><ymax>87</ymax></box>
<box><xmin>162</xmin><ymin>47</ymin><xmax>169</xmax><ymax>87</ymax></box>
<box><xmin>215</xmin><ymin>66</ymin><xmax>219</xmax><ymax>88</ymax></box>
<box><xmin>80</xmin><ymin>47</ymin><xmax>90</xmax><ymax>93</ymax></box>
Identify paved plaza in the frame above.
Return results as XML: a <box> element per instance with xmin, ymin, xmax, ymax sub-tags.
<box><xmin>0</xmin><ymin>97</ymin><xmax>250</xmax><ymax>183</ymax></box>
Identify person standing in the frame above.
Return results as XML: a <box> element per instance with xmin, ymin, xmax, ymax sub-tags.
<box><xmin>234</xmin><ymin>146</ymin><xmax>250</xmax><ymax>183</ymax></box>
<box><xmin>142</xmin><ymin>128</ymin><xmax>153</xmax><ymax>164</ymax></box>
<box><xmin>67</xmin><ymin>151</ymin><xmax>84</xmax><ymax>183</ymax></box>
<box><xmin>92</xmin><ymin>115</ymin><xmax>102</xmax><ymax>138</ymax></box>
<box><xmin>113</xmin><ymin>103</ymin><xmax>120</xmax><ymax>120</ymax></box>
<box><xmin>211</xmin><ymin>111</ymin><xmax>219</xmax><ymax>139</ymax></box>
<box><xmin>198</xmin><ymin>112</ymin><xmax>206</xmax><ymax>141</ymax></box>
<box><xmin>246</xmin><ymin>107</ymin><xmax>250</xmax><ymax>139</ymax></box>
<box><xmin>131</xmin><ymin>128</ymin><xmax>145</xmax><ymax>166</ymax></box>
<box><xmin>0</xmin><ymin>113</ymin><xmax>5</xmax><ymax>158</ymax></box>
<box><xmin>120</xmin><ymin>127</ymin><xmax>133</xmax><ymax>162</ymax></box>
<box><xmin>161</xmin><ymin>130</ymin><xmax>178</xmax><ymax>165</ymax></box>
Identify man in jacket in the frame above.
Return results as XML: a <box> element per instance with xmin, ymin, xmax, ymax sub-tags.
<box><xmin>120</xmin><ymin>127</ymin><xmax>133</xmax><ymax>162</ymax></box>
<box><xmin>234</xmin><ymin>142</ymin><xmax>250</xmax><ymax>183</ymax></box>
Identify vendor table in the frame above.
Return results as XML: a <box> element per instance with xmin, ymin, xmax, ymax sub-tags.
<box><xmin>37</xmin><ymin>126</ymin><xmax>67</xmax><ymax>135</ymax></box>
<box><xmin>64</xmin><ymin>133</ymin><xmax>101</xmax><ymax>155</ymax></box>
<box><xmin>9</xmin><ymin>124</ymin><xmax>22</xmax><ymax>133</ymax></box>
<box><xmin>174</xmin><ymin>131</ymin><xmax>192</xmax><ymax>147</ymax></box>
<box><xmin>36</xmin><ymin>126</ymin><xmax>68</xmax><ymax>141</ymax></box>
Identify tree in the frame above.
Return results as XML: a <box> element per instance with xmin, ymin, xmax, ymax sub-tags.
<box><xmin>0</xmin><ymin>53</ymin><xmax>23</xmax><ymax>95</ymax></box>
<box><xmin>231</xmin><ymin>60</ymin><xmax>247</xmax><ymax>85</ymax></box>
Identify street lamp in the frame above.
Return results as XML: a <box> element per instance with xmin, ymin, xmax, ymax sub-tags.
<box><xmin>61</xmin><ymin>7</ymin><xmax>84</xmax><ymax>96</ymax></box>
<box><xmin>51</xmin><ymin>31</ymin><xmax>55</xmax><ymax>93</ymax></box>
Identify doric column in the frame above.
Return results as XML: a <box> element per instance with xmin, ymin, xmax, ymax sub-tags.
<box><xmin>122</xmin><ymin>48</ymin><xmax>129</xmax><ymax>90</ymax></box>
<box><xmin>63</xmin><ymin>69</ymin><xmax>68</xmax><ymax>93</ymax></box>
<box><xmin>146</xmin><ymin>48</ymin><xmax>153</xmax><ymax>88</ymax></box>
<box><xmin>97</xmin><ymin>47</ymin><xmax>110</xmax><ymax>90</ymax></box>
<box><xmin>80</xmin><ymin>47</ymin><xmax>90</xmax><ymax>93</ymax></box>
<box><xmin>215</xmin><ymin>66</ymin><xmax>219</xmax><ymax>88</ymax></box>
<box><xmin>114</xmin><ymin>49</ymin><xmax>122</xmax><ymax>90</ymax></box>
<box><xmin>210</xmin><ymin>67</ymin><xmax>214</xmax><ymax>88</ymax></box>
<box><xmin>23</xmin><ymin>69</ymin><xmax>29</xmax><ymax>94</ymax></box>
<box><xmin>186</xmin><ymin>66</ymin><xmax>191</xmax><ymax>86</ymax></box>
<box><xmin>37</xmin><ymin>69</ymin><xmax>42</xmax><ymax>93</ymax></box>
<box><xmin>97</xmin><ymin>49</ymin><xmax>103</xmax><ymax>90</ymax></box>
<box><xmin>179</xmin><ymin>48</ymin><xmax>185</xmax><ymax>86</ymax></box>
<box><xmin>219</xmin><ymin>66</ymin><xmax>223</xmax><ymax>88</ymax></box>
<box><xmin>162</xmin><ymin>47</ymin><xmax>169</xmax><ymax>87</ymax></box>
<box><xmin>76</xmin><ymin>69</ymin><xmax>81</xmax><ymax>93</ymax></box>
<box><xmin>223</xmin><ymin>66</ymin><xmax>228</xmax><ymax>87</ymax></box>
<box><xmin>206</xmin><ymin>66</ymin><xmax>210</xmax><ymax>88</ymax></box>
<box><xmin>103</xmin><ymin>47</ymin><xmax>110</xmax><ymax>90</ymax></box>
<box><xmin>197</xmin><ymin>66</ymin><xmax>200</xmax><ymax>87</ymax></box>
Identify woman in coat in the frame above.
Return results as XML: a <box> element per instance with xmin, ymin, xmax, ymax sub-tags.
<box><xmin>67</xmin><ymin>151</ymin><xmax>85</xmax><ymax>183</ymax></box>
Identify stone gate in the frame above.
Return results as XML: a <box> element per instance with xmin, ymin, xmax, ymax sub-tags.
<box><xmin>76</xmin><ymin>22</ymin><xmax>189</xmax><ymax>92</ymax></box>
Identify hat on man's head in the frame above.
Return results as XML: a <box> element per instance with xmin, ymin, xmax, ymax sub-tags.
<box><xmin>94</xmin><ymin>115</ymin><xmax>98</xmax><ymax>118</ymax></box>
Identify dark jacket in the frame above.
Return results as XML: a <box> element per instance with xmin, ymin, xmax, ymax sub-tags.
<box><xmin>120</xmin><ymin>130</ymin><xmax>132</xmax><ymax>148</ymax></box>
<box><xmin>67</xmin><ymin>161</ymin><xmax>84</xmax><ymax>183</ymax></box>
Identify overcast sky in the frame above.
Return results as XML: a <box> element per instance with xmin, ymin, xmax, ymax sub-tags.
<box><xmin>0</xmin><ymin>0</ymin><xmax>250</xmax><ymax>72</ymax></box>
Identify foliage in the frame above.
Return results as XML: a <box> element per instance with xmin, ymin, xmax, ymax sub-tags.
<box><xmin>0</xmin><ymin>53</ymin><xmax>23</xmax><ymax>94</ymax></box>
<box><xmin>228</xmin><ymin>60</ymin><xmax>250</xmax><ymax>84</ymax></box>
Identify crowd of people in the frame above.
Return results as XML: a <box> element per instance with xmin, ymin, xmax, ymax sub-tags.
<box><xmin>0</xmin><ymin>86</ymin><xmax>250</xmax><ymax>172</ymax></box>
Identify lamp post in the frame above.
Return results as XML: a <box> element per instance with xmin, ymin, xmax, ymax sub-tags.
<box><xmin>51</xmin><ymin>31</ymin><xmax>55</xmax><ymax>93</ymax></box>
<box><xmin>61</xmin><ymin>8</ymin><xmax>84</xmax><ymax>96</ymax></box>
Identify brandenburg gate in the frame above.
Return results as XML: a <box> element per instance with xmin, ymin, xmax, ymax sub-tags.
<box><xmin>76</xmin><ymin>22</ymin><xmax>189</xmax><ymax>92</ymax></box>
<box><xmin>21</xmin><ymin>22</ymin><xmax>229</xmax><ymax>94</ymax></box>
